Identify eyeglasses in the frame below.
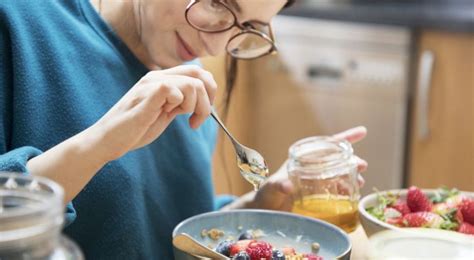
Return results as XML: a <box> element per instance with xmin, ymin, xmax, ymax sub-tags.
<box><xmin>185</xmin><ymin>0</ymin><xmax>277</xmax><ymax>60</ymax></box>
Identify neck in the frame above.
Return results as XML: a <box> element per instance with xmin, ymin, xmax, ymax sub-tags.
<box><xmin>90</xmin><ymin>0</ymin><xmax>155</xmax><ymax>68</ymax></box>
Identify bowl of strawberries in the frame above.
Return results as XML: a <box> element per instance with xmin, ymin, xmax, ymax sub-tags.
<box><xmin>359</xmin><ymin>186</ymin><xmax>474</xmax><ymax>237</ymax></box>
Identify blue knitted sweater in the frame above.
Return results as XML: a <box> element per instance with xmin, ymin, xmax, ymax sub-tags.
<box><xmin>0</xmin><ymin>1</ymin><xmax>231</xmax><ymax>259</ymax></box>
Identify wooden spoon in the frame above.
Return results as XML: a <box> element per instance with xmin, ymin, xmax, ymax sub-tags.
<box><xmin>172</xmin><ymin>233</ymin><xmax>229</xmax><ymax>260</ymax></box>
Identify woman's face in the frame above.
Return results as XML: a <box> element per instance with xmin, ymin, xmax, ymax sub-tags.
<box><xmin>136</xmin><ymin>0</ymin><xmax>287</xmax><ymax>68</ymax></box>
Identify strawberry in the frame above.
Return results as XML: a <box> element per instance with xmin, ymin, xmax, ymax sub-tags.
<box><xmin>458</xmin><ymin>222</ymin><xmax>474</xmax><ymax>235</ymax></box>
<box><xmin>245</xmin><ymin>241</ymin><xmax>273</xmax><ymax>260</ymax></box>
<box><xmin>390</xmin><ymin>201</ymin><xmax>411</xmax><ymax>215</ymax></box>
<box><xmin>384</xmin><ymin>207</ymin><xmax>402</xmax><ymax>223</ymax></box>
<box><xmin>303</xmin><ymin>253</ymin><xmax>324</xmax><ymax>260</ymax></box>
<box><xmin>229</xmin><ymin>240</ymin><xmax>254</xmax><ymax>256</ymax></box>
<box><xmin>402</xmin><ymin>212</ymin><xmax>443</xmax><ymax>228</ymax></box>
<box><xmin>281</xmin><ymin>246</ymin><xmax>296</xmax><ymax>256</ymax></box>
<box><xmin>459</xmin><ymin>199</ymin><xmax>474</xmax><ymax>225</ymax></box>
<box><xmin>407</xmin><ymin>186</ymin><xmax>432</xmax><ymax>212</ymax></box>
<box><xmin>445</xmin><ymin>194</ymin><xmax>466</xmax><ymax>207</ymax></box>
<box><xmin>387</xmin><ymin>217</ymin><xmax>404</xmax><ymax>226</ymax></box>
<box><xmin>432</xmin><ymin>202</ymin><xmax>452</xmax><ymax>215</ymax></box>
<box><xmin>456</xmin><ymin>208</ymin><xmax>464</xmax><ymax>223</ymax></box>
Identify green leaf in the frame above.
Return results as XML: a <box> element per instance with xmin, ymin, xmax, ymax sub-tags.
<box><xmin>366</xmin><ymin>206</ymin><xmax>385</xmax><ymax>221</ymax></box>
<box><xmin>430</xmin><ymin>187</ymin><xmax>460</xmax><ymax>203</ymax></box>
<box><xmin>440</xmin><ymin>221</ymin><xmax>459</xmax><ymax>231</ymax></box>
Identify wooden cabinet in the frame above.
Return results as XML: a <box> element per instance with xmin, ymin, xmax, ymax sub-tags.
<box><xmin>408</xmin><ymin>30</ymin><xmax>474</xmax><ymax>190</ymax></box>
<box><xmin>203</xmin><ymin>30</ymin><xmax>474</xmax><ymax>195</ymax></box>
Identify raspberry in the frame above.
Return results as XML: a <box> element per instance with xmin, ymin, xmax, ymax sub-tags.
<box><xmin>303</xmin><ymin>253</ymin><xmax>324</xmax><ymax>260</ymax></box>
<box><xmin>245</xmin><ymin>241</ymin><xmax>272</xmax><ymax>260</ymax></box>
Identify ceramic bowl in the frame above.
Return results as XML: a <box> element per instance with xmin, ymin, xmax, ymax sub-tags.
<box><xmin>172</xmin><ymin>209</ymin><xmax>351</xmax><ymax>260</ymax></box>
<box><xmin>359</xmin><ymin>189</ymin><xmax>474</xmax><ymax>237</ymax></box>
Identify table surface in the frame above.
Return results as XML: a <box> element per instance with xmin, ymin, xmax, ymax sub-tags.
<box><xmin>348</xmin><ymin>226</ymin><xmax>370</xmax><ymax>260</ymax></box>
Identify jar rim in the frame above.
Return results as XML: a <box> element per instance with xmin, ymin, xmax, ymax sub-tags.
<box><xmin>0</xmin><ymin>172</ymin><xmax>64</xmax><ymax>219</ymax></box>
<box><xmin>288</xmin><ymin>136</ymin><xmax>355</xmax><ymax>175</ymax></box>
<box><xmin>0</xmin><ymin>173</ymin><xmax>64</xmax><ymax>247</ymax></box>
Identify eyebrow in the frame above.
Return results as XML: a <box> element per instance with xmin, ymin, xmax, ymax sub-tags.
<box><xmin>222</xmin><ymin>0</ymin><xmax>241</xmax><ymax>14</ymax></box>
<box><xmin>222</xmin><ymin>0</ymin><xmax>270</xmax><ymax>25</ymax></box>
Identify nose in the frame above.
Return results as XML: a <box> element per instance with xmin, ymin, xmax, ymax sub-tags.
<box><xmin>199</xmin><ymin>28</ymin><xmax>240</xmax><ymax>56</ymax></box>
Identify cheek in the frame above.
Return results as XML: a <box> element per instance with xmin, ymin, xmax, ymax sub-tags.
<box><xmin>200</xmin><ymin>28</ymin><xmax>240</xmax><ymax>56</ymax></box>
<box><xmin>141</xmin><ymin>1</ymin><xmax>187</xmax><ymax>33</ymax></box>
<box><xmin>139</xmin><ymin>1</ymin><xmax>188</xmax><ymax>54</ymax></box>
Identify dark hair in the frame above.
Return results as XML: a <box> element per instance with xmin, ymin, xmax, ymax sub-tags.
<box><xmin>222</xmin><ymin>0</ymin><xmax>296</xmax><ymax>116</ymax></box>
<box><xmin>219</xmin><ymin>0</ymin><xmax>296</xmax><ymax>194</ymax></box>
<box><xmin>285</xmin><ymin>0</ymin><xmax>296</xmax><ymax>8</ymax></box>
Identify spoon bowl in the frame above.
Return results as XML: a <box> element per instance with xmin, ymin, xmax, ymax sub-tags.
<box><xmin>210</xmin><ymin>109</ymin><xmax>269</xmax><ymax>190</ymax></box>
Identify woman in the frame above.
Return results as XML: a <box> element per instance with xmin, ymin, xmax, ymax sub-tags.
<box><xmin>0</xmin><ymin>0</ymin><xmax>367</xmax><ymax>258</ymax></box>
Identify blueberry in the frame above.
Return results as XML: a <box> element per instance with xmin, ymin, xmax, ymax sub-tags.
<box><xmin>215</xmin><ymin>240</ymin><xmax>234</xmax><ymax>257</ymax></box>
<box><xmin>233</xmin><ymin>251</ymin><xmax>250</xmax><ymax>260</ymax></box>
<box><xmin>237</xmin><ymin>231</ymin><xmax>253</xmax><ymax>240</ymax></box>
<box><xmin>272</xmin><ymin>249</ymin><xmax>285</xmax><ymax>260</ymax></box>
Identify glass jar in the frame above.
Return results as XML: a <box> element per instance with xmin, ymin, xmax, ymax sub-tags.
<box><xmin>0</xmin><ymin>173</ymin><xmax>83</xmax><ymax>260</ymax></box>
<box><xmin>287</xmin><ymin>136</ymin><xmax>360</xmax><ymax>233</ymax></box>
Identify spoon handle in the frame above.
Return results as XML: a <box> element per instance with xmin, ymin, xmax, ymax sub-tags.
<box><xmin>210</xmin><ymin>109</ymin><xmax>240</xmax><ymax>147</ymax></box>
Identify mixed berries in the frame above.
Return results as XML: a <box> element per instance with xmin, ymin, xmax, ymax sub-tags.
<box><xmin>215</xmin><ymin>230</ymin><xmax>323</xmax><ymax>260</ymax></box>
<box><xmin>366</xmin><ymin>186</ymin><xmax>474</xmax><ymax>235</ymax></box>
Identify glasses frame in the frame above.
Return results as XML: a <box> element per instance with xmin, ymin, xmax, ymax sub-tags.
<box><xmin>185</xmin><ymin>0</ymin><xmax>277</xmax><ymax>59</ymax></box>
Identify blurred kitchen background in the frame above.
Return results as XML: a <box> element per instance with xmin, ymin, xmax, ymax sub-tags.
<box><xmin>204</xmin><ymin>0</ymin><xmax>474</xmax><ymax>196</ymax></box>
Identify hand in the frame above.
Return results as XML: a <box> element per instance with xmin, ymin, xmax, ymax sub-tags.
<box><xmin>248</xmin><ymin>126</ymin><xmax>368</xmax><ymax>212</ymax></box>
<box><xmin>87</xmin><ymin>65</ymin><xmax>217</xmax><ymax>162</ymax></box>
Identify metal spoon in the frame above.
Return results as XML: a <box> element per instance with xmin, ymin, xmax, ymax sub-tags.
<box><xmin>172</xmin><ymin>233</ymin><xmax>229</xmax><ymax>260</ymax></box>
<box><xmin>210</xmin><ymin>109</ymin><xmax>269</xmax><ymax>190</ymax></box>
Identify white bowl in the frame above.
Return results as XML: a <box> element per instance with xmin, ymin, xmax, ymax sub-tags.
<box><xmin>358</xmin><ymin>189</ymin><xmax>474</xmax><ymax>237</ymax></box>
<box><xmin>367</xmin><ymin>228</ymin><xmax>474</xmax><ymax>260</ymax></box>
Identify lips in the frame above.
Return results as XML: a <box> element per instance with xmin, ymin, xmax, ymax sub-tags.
<box><xmin>176</xmin><ymin>32</ymin><xmax>197</xmax><ymax>61</ymax></box>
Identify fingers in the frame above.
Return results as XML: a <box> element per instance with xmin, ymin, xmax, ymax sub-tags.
<box><xmin>357</xmin><ymin>174</ymin><xmax>365</xmax><ymax>188</ymax></box>
<box><xmin>148</xmin><ymin>66</ymin><xmax>216</xmax><ymax>129</ymax></box>
<box><xmin>332</xmin><ymin>126</ymin><xmax>367</xmax><ymax>144</ymax></box>
<box><xmin>188</xmin><ymin>79</ymin><xmax>212</xmax><ymax>129</ymax></box>
<box><xmin>159</xmin><ymin>83</ymin><xmax>185</xmax><ymax>113</ymax></box>
<box><xmin>159</xmin><ymin>65</ymin><xmax>218</xmax><ymax>105</ymax></box>
<box><xmin>149</xmin><ymin>74</ymin><xmax>211</xmax><ymax>129</ymax></box>
<box><xmin>355</xmin><ymin>156</ymin><xmax>368</xmax><ymax>173</ymax></box>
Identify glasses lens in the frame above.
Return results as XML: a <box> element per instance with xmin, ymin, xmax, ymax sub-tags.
<box><xmin>227</xmin><ymin>32</ymin><xmax>273</xmax><ymax>59</ymax></box>
<box><xmin>187</xmin><ymin>0</ymin><xmax>235</xmax><ymax>32</ymax></box>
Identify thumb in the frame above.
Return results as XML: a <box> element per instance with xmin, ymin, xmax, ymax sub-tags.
<box><xmin>276</xmin><ymin>179</ymin><xmax>294</xmax><ymax>195</ymax></box>
<box><xmin>332</xmin><ymin>126</ymin><xmax>367</xmax><ymax>144</ymax></box>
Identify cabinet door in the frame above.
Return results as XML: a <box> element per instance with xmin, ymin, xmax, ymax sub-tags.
<box><xmin>409</xmin><ymin>31</ymin><xmax>474</xmax><ymax>190</ymax></box>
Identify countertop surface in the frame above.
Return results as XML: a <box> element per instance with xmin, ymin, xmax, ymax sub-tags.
<box><xmin>281</xmin><ymin>1</ymin><xmax>474</xmax><ymax>33</ymax></box>
<box><xmin>349</xmin><ymin>226</ymin><xmax>369</xmax><ymax>259</ymax></box>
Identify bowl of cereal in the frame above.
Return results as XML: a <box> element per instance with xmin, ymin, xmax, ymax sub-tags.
<box><xmin>172</xmin><ymin>209</ymin><xmax>351</xmax><ymax>260</ymax></box>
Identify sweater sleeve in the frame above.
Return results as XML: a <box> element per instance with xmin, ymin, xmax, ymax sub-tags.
<box><xmin>0</xmin><ymin>11</ymin><xmax>76</xmax><ymax>226</ymax></box>
<box><xmin>214</xmin><ymin>194</ymin><xmax>238</xmax><ymax>210</ymax></box>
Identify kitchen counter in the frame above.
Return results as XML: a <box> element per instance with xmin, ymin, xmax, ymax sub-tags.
<box><xmin>281</xmin><ymin>1</ymin><xmax>474</xmax><ymax>33</ymax></box>
<box><xmin>349</xmin><ymin>226</ymin><xmax>369</xmax><ymax>259</ymax></box>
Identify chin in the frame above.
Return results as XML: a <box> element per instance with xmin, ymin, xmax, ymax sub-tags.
<box><xmin>152</xmin><ymin>56</ymin><xmax>183</xmax><ymax>69</ymax></box>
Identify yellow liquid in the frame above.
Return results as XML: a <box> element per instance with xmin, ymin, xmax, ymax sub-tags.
<box><xmin>292</xmin><ymin>195</ymin><xmax>359</xmax><ymax>233</ymax></box>
<box><xmin>237</xmin><ymin>158</ymin><xmax>268</xmax><ymax>191</ymax></box>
